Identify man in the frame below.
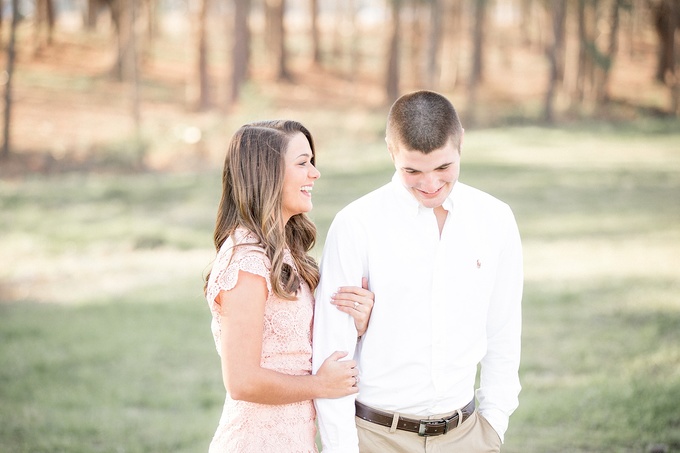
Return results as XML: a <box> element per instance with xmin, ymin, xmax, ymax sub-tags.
<box><xmin>312</xmin><ymin>90</ymin><xmax>523</xmax><ymax>452</ymax></box>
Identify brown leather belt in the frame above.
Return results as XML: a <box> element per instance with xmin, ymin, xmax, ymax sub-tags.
<box><xmin>355</xmin><ymin>399</ymin><xmax>475</xmax><ymax>437</ymax></box>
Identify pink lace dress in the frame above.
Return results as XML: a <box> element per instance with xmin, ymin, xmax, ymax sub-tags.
<box><xmin>205</xmin><ymin>228</ymin><xmax>318</xmax><ymax>453</ymax></box>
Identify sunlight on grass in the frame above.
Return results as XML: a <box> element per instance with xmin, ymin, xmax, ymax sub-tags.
<box><xmin>524</xmin><ymin>237</ymin><xmax>680</xmax><ymax>282</ymax></box>
<box><xmin>463</xmin><ymin>123</ymin><xmax>680</xmax><ymax>169</ymax></box>
<box><xmin>1</xmin><ymin>246</ymin><xmax>212</xmax><ymax>305</ymax></box>
<box><xmin>2</xmin><ymin>121</ymin><xmax>680</xmax><ymax>452</ymax></box>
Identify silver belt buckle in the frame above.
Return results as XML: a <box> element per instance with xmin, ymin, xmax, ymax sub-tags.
<box><xmin>417</xmin><ymin>418</ymin><xmax>448</xmax><ymax>437</ymax></box>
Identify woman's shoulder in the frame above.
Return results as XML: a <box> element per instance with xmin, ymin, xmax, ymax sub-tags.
<box><xmin>211</xmin><ymin>227</ymin><xmax>268</xmax><ymax>275</ymax></box>
<box><xmin>208</xmin><ymin>228</ymin><xmax>272</xmax><ymax>299</ymax></box>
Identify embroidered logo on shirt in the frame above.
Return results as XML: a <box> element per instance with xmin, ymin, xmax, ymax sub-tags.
<box><xmin>476</xmin><ymin>259</ymin><xmax>482</xmax><ymax>269</ymax></box>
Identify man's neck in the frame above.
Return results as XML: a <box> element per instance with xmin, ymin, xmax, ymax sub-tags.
<box><xmin>434</xmin><ymin>205</ymin><xmax>448</xmax><ymax>237</ymax></box>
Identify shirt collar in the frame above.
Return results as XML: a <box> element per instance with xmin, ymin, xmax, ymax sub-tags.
<box><xmin>390</xmin><ymin>172</ymin><xmax>457</xmax><ymax>216</ymax></box>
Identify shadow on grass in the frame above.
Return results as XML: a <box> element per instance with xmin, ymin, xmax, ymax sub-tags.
<box><xmin>0</xmin><ymin>292</ymin><xmax>223</xmax><ymax>453</ymax></box>
<box><xmin>507</xmin><ymin>276</ymin><xmax>680</xmax><ymax>453</ymax></box>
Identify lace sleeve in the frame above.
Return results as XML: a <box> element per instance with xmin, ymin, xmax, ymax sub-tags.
<box><xmin>206</xmin><ymin>245</ymin><xmax>272</xmax><ymax>318</ymax></box>
<box><xmin>204</xmin><ymin>229</ymin><xmax>273</xmax><ymax>355</ymax></box>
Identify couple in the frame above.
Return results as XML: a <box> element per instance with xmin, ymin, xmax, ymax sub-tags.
<box><xmin>204</xmin><ymin>90</ymin><xmax>523</xmax><ymax>452</ymax></box>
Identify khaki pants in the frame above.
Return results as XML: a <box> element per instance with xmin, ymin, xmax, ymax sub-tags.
<box><xmin>356</xmin><ymin>411</ymin><xmax>501</xmax><ymax>453</ymax></box>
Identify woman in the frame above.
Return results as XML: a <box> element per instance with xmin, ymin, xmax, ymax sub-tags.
<box><xmin>204</xmin><ymin>120</ymin><xmax>373</xmax><ymax>452</ymax></box>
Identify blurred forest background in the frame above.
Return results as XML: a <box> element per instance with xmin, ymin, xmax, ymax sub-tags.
<box><xmin>0</xmin><ymin>0</ymin><xmax>679</xmax><ymax>172</ymax></box>
<box><xmin>1</xmin><ymin>1</ymin><xmax>680</xmax><ymax>452</ymax></box>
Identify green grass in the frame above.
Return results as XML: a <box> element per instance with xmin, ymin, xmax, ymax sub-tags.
<box><xmin>1</xmin><ymin>119</ymin><xmax>680</xmax><ymax>452</ymax></box>
<box><xmin>0</xmin><ymin>290</ymin><xmax>221</xmax><ymax>453</ymax></box>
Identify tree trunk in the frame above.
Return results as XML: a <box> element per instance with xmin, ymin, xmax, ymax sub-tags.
<box><xmin>126</xmin><ymin>0</ymin><xmax>143</xmax><ymax>167</ymax></box>
<box><xmin>648</xmin><ymin>0</ymin><xmax>680</xmax><ymax>114</ymax></box>
<box><xmin>385</xmin><ymin>0</ymin><xmax>402</xmax><ymax>104</ymax></box>
<box><xmin>342</xmin><ymin>0</ymin><xmax>360</xmax><ymax>83</ymax></box>
<box><xmin>555</xmin><ymin>0</ymin><xmax>567</xmax><ymax>83</ymax></box>
<box><xmin>310</xmin><ymin>0</ymin><xmax>321</xmax><ymax>65</ymax></box>
<box><xmin>193</xmin><ymin>0</ymin><xmax>211</xmax><ymax>111</ymax></box>
<box><xmin>425</xmin><ymin>0</ymin><xmax>443</xmax><ymax>90</ymax></box>
<box><xmin>467</xmin><ymin>0</ymin><xmax>488</xmax><ymax>123</ymax></box>
<box><xmin>84</xmin><ymin>0</ymin><xmax>106</xmax><ymax>31</ymax></box>
<box><xmin>47</xmin><ymin>0</ymin><xmax>56</xmax><ymax>37</ymax></box>
<box><xmin>230</xmin><ymin>0</ymin><xmax>251</xmax><ymax>104</ymax></box>
<box><xmin>584</xmin><ymin>1</ymin><xmax>598</xmax><ymax>104</ymax></box>
<box><xmin>146</xmin><ymin>0</ymin><xmax>158</xmax><ymax>42</ymax></box>
<box><xmin>666</xmin><ymin>0</ymin><xmax>680</xmax><ymax>115</ymax></box>
<box><xmin>84</xmin><ymin>0</ymin><xmax>97</xmax><ymax>30</ymax></box>
<box><xmin>269</xmin><ymin>0</ymin><xmax>290</xmax><ymax>81</ymax></box>
<box><xmin>544</xmin><ymin>0</ymin><xmax>567</xmax><ymax>122</ymax></box>
<box><xmin>0</xmin><ymin>0</ymin><xmax>4</xmax><ymax>49</ymax></box>
<box><xmin>519</xmin><ymin>0</ymin><xmax>532</xmax><ymax>46</ymax></box>
<box><xmin>331</xmin><ymin>1</ymin><xmax>342</xmax><ymax>61</ymax></box>
<box><xmin>264</xmin><ymin>0</ymin><xmax>276</xmax><ymax>59</ymax></box>
<box><xmin>442</xmin><ymin>0</ymin><xmax>463</xmax><ymax>90</ymax></box>
<box><xmin>627</xmin><ymin>0</ymin><xmax>645</xmax><ymax>59</ymax></box>
<box><xmin>470</xmin><ymin>0</ymin><xmax>487</xmax><ymax>85</ymax></box>
<box><xmin>597</xmin><ymin>0</ymin><xmax>622</xmax><ymax>104</ymax></box>
<box><xmin>410</xmin><ymin>2</ymin><xmax>423</xmax><ymax>88</ymax></box>
<box><xmin>34</xmin><ymin>0</ymin><xmax>56</xmax><ymax>52</ymax></box>
<box><xmin>650</xmin><ymin>0</ymin><xmax>677</xmax><ymax>83</ymax></box>
<box><xmin>575</xmin><ymin>0</ymin><xmax>588</xmax><ymax>102</ymax></box>
<box><xmin>136</xmin><ymin>0</ymin><xmax>158</xmax><ymax>64</ymax></box>
<box><xmin>110</xmin><ymin>0</ymin><xmax>131</xmax><ymax>81</ymax></box>
<box><xmin>2</xmin><ymin>0</ymin><xmax>19</xmax><ymax>161</ymax></box>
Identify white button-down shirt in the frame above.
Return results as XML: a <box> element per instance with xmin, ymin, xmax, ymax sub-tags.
<box><xmin>312</xmin><ymin>174</ymin><xmax>523</xmax><ymax>453</ymax></box>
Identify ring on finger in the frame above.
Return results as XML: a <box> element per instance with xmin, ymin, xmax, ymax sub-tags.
<box><xmin>354</xmin><ymin>301</ymin><xmax>359</xmax><ymax>309</ymax></box>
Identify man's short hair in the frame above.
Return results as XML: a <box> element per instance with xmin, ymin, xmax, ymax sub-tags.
<box><xmin>386</xmin><ymin>90</ymin><xmax>463</xmax><ymax>154</ymax></box>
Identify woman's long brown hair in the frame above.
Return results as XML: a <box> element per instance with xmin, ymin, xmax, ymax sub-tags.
<box><xmin>206</xmin><ymin>120</ymin><xmax>320</xmax><ymax>300</ymax></box>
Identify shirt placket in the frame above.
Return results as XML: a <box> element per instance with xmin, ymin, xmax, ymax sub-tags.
<box><xmin>426</xmin><ymin>208</ymin><xmax>450</xmax><ymax>396</ymax></box>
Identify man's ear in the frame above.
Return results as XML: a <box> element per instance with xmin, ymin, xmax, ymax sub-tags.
<box><xmin>385</xmin><ymin>137</ymin><xmax>396</xmax><ymax>162</ymax></box>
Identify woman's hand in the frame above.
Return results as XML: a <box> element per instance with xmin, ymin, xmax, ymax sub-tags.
<box><xmin>315</xmin><ymin>351</ymin><xmax>359</xmax><ymax>398</ymax></box>
<box><xmin>332</xmin><ymin>277</ymin><xmax>375</xmax><ymax>337</ymax></box>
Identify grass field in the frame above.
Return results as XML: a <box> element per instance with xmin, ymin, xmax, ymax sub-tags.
<box><xmin>1</xmin><ymin>117</ymin><xmax>679</xmax><ymax>452</ymax></box>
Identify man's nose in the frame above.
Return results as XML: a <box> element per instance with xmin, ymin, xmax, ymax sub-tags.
<box><xmin>421</xmin><ymin>173</ymin><xmax>438</xmax><ymax>192</ymax></box>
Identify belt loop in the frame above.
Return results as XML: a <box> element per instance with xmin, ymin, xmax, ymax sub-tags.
<box><xmin>455</xmin><ymin>409</ymin><xmax>463</xmax><ymax>428</ymax></box>
<box><xmin>390</xmin><ymin>412</ymin><xmax>400</xmax><ymax>433</ymax></box>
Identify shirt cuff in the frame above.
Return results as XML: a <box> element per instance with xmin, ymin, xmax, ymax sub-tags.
<box><xmin>478</xmin><ymin>407</ymin><xmax>508</xmax><ymax>443</ymax></box>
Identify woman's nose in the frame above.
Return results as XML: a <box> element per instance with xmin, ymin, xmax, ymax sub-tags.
<box><xmin>310</xmin><ymin>164</ymin><xmax>320</xmax><ymax>179</ymax></box>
